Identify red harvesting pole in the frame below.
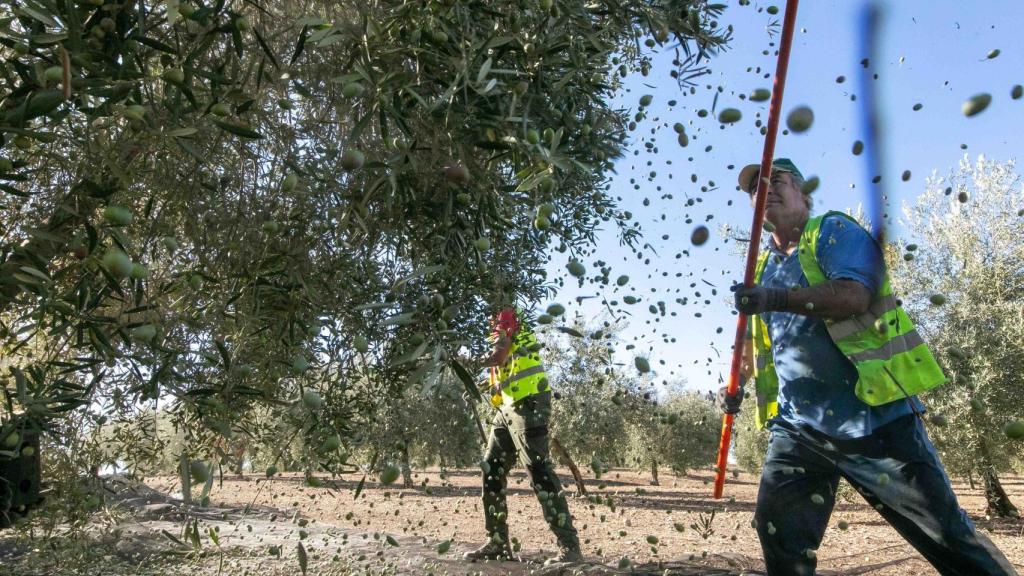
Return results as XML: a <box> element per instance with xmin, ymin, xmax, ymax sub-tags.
<box><xmin>713</xmin><ymin>0</ymin><xmax>801</xmax><ymax>500</ymax></box>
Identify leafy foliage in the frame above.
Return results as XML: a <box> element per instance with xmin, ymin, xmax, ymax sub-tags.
<box><xmin>543</xmin><ymin>317</ymin><xmax>718</xmax><ymax>477</ymax></box>
<box><xmin>890</xmin><ymin>155</ymin><xmax>1024</xmax><ymax>482</ymax></box>
<box><xmin>730</xmin><ymin>389</ymin><xmax>767</xmax><ymax>474</ymax></box>
<box><xmin>624</xmin><ymin>390</ymin><xmax>720</xmax><ymax>477</ymax></box>
<box><xmin>0</xmin><ymin>0</ymin><xmax>728</xmax><ymax>485</ymax></box>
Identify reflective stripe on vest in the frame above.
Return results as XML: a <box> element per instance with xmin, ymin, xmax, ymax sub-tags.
<box><xmin>827</xmin><ymin>293</ymin><xmax>899</xmax><ymax>341</ymax></box>
<box><xmin>496</xmin><ymin>364</ymin><xmax>546</xmax><ymax>389</ymax></box>
<box><xmin>847</xmin><ymin>329</ymin><xmax>926</xmax><ymax>363</ymax></box>
<box><xmin>493</xmin><ymin>322</ymin><xmax>550</xmax><ymax>404</ymax></box>
<box><xmin>750</xmin><ymin>211</ymin><xmax>946</xmax><ymax>429</ymax></box>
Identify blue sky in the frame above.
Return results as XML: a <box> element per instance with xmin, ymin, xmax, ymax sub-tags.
<box><xmin>543</xmin><ymin>0</ymin><xmax>1024</xmax><ymax>394</ymax></box>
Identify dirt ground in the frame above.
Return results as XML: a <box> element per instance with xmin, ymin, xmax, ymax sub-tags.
<box><xmin>136</xmin><ymin>466</ymin><xmax>1024</xmax><ymax>576</ymax></box>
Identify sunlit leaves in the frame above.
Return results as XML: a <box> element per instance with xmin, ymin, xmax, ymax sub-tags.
<box><xmin>0</xmin><ymin>0</ymin><xmax>731</xmax><ymax>502</ymax></box>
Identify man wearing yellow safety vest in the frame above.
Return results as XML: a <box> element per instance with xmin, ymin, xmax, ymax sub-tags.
<box><xmin>718</xmin><ymin>158</ymin><xmax>1016</xmax><ymax>576</ymax></box>
<box><xmin>463</xmin><ymin>306</ymin><xmax>581</xmax><ymax>564</ymax></box>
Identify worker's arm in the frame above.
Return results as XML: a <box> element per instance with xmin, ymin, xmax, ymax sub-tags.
<box><xmin>733</xmin><ymin>278</ymin><xmax>872</xmax><ymax>320</ymax></box>
<box><xmin>736</xmin><ymin>215</ymin><xmax>884</xmax><ymax>321</ymax></box>
<box><xmin>477</xmin><ymin>331</ymin><xmax>512</xmax><ymax>367</ymax></box>
<box><xmin>779</xmin><ymin>279</ymin><xmax>872</xmax><ymax>319</ymax></box>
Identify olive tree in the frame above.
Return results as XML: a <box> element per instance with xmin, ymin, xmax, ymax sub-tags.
<box><xmin>0</xmin><ymin>0</ymin><xmax>729</xmax><ymax>524</ymax></box>
<box><xmin>653</xmin><ymin>391</ymin><xmax>720</xmax><ymax>476</ymax></box>
<box><xmin>349</xmin><ymin>372</ymin><xmax>483</xmax><ymax>487</ymax></box>
<box><xmin>541</xmin><ymin>317</ymin><xmax>719</xmax><ymax>482</ymax></box>
<box><xmin>889</xmin><ymin>155</ymin><xmax>1024</xmax><ymax>517</ymax></box>
<box><xmin>620</xmin><ymin>385</ymin><xmax>719</xmax><ymax>483</ymax></box>
<box><xmin>731</xmin><ymin>392</ymin><xmax>767</xmax><ymax>474</ymax></box>
<box><xmin>542</xmin><ymin>316</ymin><xmax>634</xmax><ymax>469</ymax></box>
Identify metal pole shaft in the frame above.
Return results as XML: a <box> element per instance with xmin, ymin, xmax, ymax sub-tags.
<box><xmin>714</xmin><ymin>0</ymin><xmax>801</xmax><ymax>500</ymax></box>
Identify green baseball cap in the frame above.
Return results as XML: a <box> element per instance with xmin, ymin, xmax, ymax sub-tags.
<box><xmin>737</xmin><ymin>158</ymin><xmax>804</xmax><ymax>193</ymax></box>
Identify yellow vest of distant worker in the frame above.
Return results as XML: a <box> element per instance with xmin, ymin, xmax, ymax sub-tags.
<box><xmin>489</xmin><ymin>321</ymin><xmax>549</xmax><ymax>406</ymax></box>
<box><xmin>750</xmin><ymin>211</ymin><xmax>946</xmax><ymax>429</ymax></box>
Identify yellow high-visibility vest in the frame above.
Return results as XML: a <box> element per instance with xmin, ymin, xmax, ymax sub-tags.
<box><xmin>488</xmin><ymin>320</ymin><xmax>549</xmax><ymax>405</ymax></box>
<box><xmin>751</xmin><ymin>211</ymin><xmax>946</xmax><ymax>429</ymax></box>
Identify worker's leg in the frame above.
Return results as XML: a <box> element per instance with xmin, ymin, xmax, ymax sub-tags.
<box><xmin>755</xmin><ymin>419</ymin><xmax>841</xmax><ymax>576</ymax></box>
<box><xmin>481</xmin><ymin>413</ymin><xmax>517</xmax><ymax>546</ymax></box>
<box><xmin>838</xmin><ymin>414</ymin><xmax>1018</xmax><ymax>576</ymax></box>
<box><xmin>506</xmin><ymin>393</ymin><xmax>579</xmax><ymax>550</ymax></box>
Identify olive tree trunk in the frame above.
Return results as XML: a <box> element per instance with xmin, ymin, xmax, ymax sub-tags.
<box><xmin>978</xmin><ymin>441</ymin><xmax>1018</xmax><ymax>517</ymax></box>
<box><xmin>550</xmin><ymin>437</ymin><xmax>587</xmax><ymax>496</ymax></box>
<box><xmin>400</xmin><ymin>443</ymin><xmax>413</xmax><ymax>488</ymax></box>
<box><xmin>981</xmin><ymin>467</ymin><xmax>1018</xmax><ymax>517</ymax></box>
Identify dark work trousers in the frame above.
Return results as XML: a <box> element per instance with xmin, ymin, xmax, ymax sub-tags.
<box><xmin>480</xmin><ymin>392</ymin><xmax>579</xmax><ymax>549</ymax></box>
<box><xmin>755</xmin><ymin>413</ymin><xmax>1018</xmax><ymax>576</ymax></box>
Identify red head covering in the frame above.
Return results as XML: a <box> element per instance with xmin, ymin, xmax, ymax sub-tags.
<box><xmin>493</xmin><ymin>307</ymin><xmax>519</xmax><ymax>337</ymax></box>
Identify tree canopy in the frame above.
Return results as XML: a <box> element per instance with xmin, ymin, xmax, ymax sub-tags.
<box><xmin>0</xmin><ymin>0</ymin><xmax>729</xmax><ymax>476</ymax></box>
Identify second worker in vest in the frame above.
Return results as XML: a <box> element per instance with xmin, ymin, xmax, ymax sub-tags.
<box><xmin>463</xmin><ymin>306</ymin><xmax>582</xmax><ymax>564</ymax></box>
<box><xmin>718</xmin><ymin>158</ymin><xmax>1017</xmax><ymax>576</ymax></box>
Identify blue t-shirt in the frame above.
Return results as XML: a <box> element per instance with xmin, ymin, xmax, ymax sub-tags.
<box><xmin>759</xmin><ymin>214</ymin><xmax>925</xmax><ymax>439</ymax></box>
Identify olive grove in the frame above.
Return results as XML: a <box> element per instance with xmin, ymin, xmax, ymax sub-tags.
<box><xmin>0</xmin><ymin>0</ymin><xmax>729</xmax><ymax>520</ymax></box>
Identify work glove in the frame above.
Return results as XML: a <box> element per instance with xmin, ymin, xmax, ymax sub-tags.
<box><xmin>716</xmin><ymin>386</ymin><xmax>744</xmax><ymax>415</ymax></box>
<box><xmin>731</xmin><ymin>283</ymin><xmax>789</xmax><ymax>315</ymax></box>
